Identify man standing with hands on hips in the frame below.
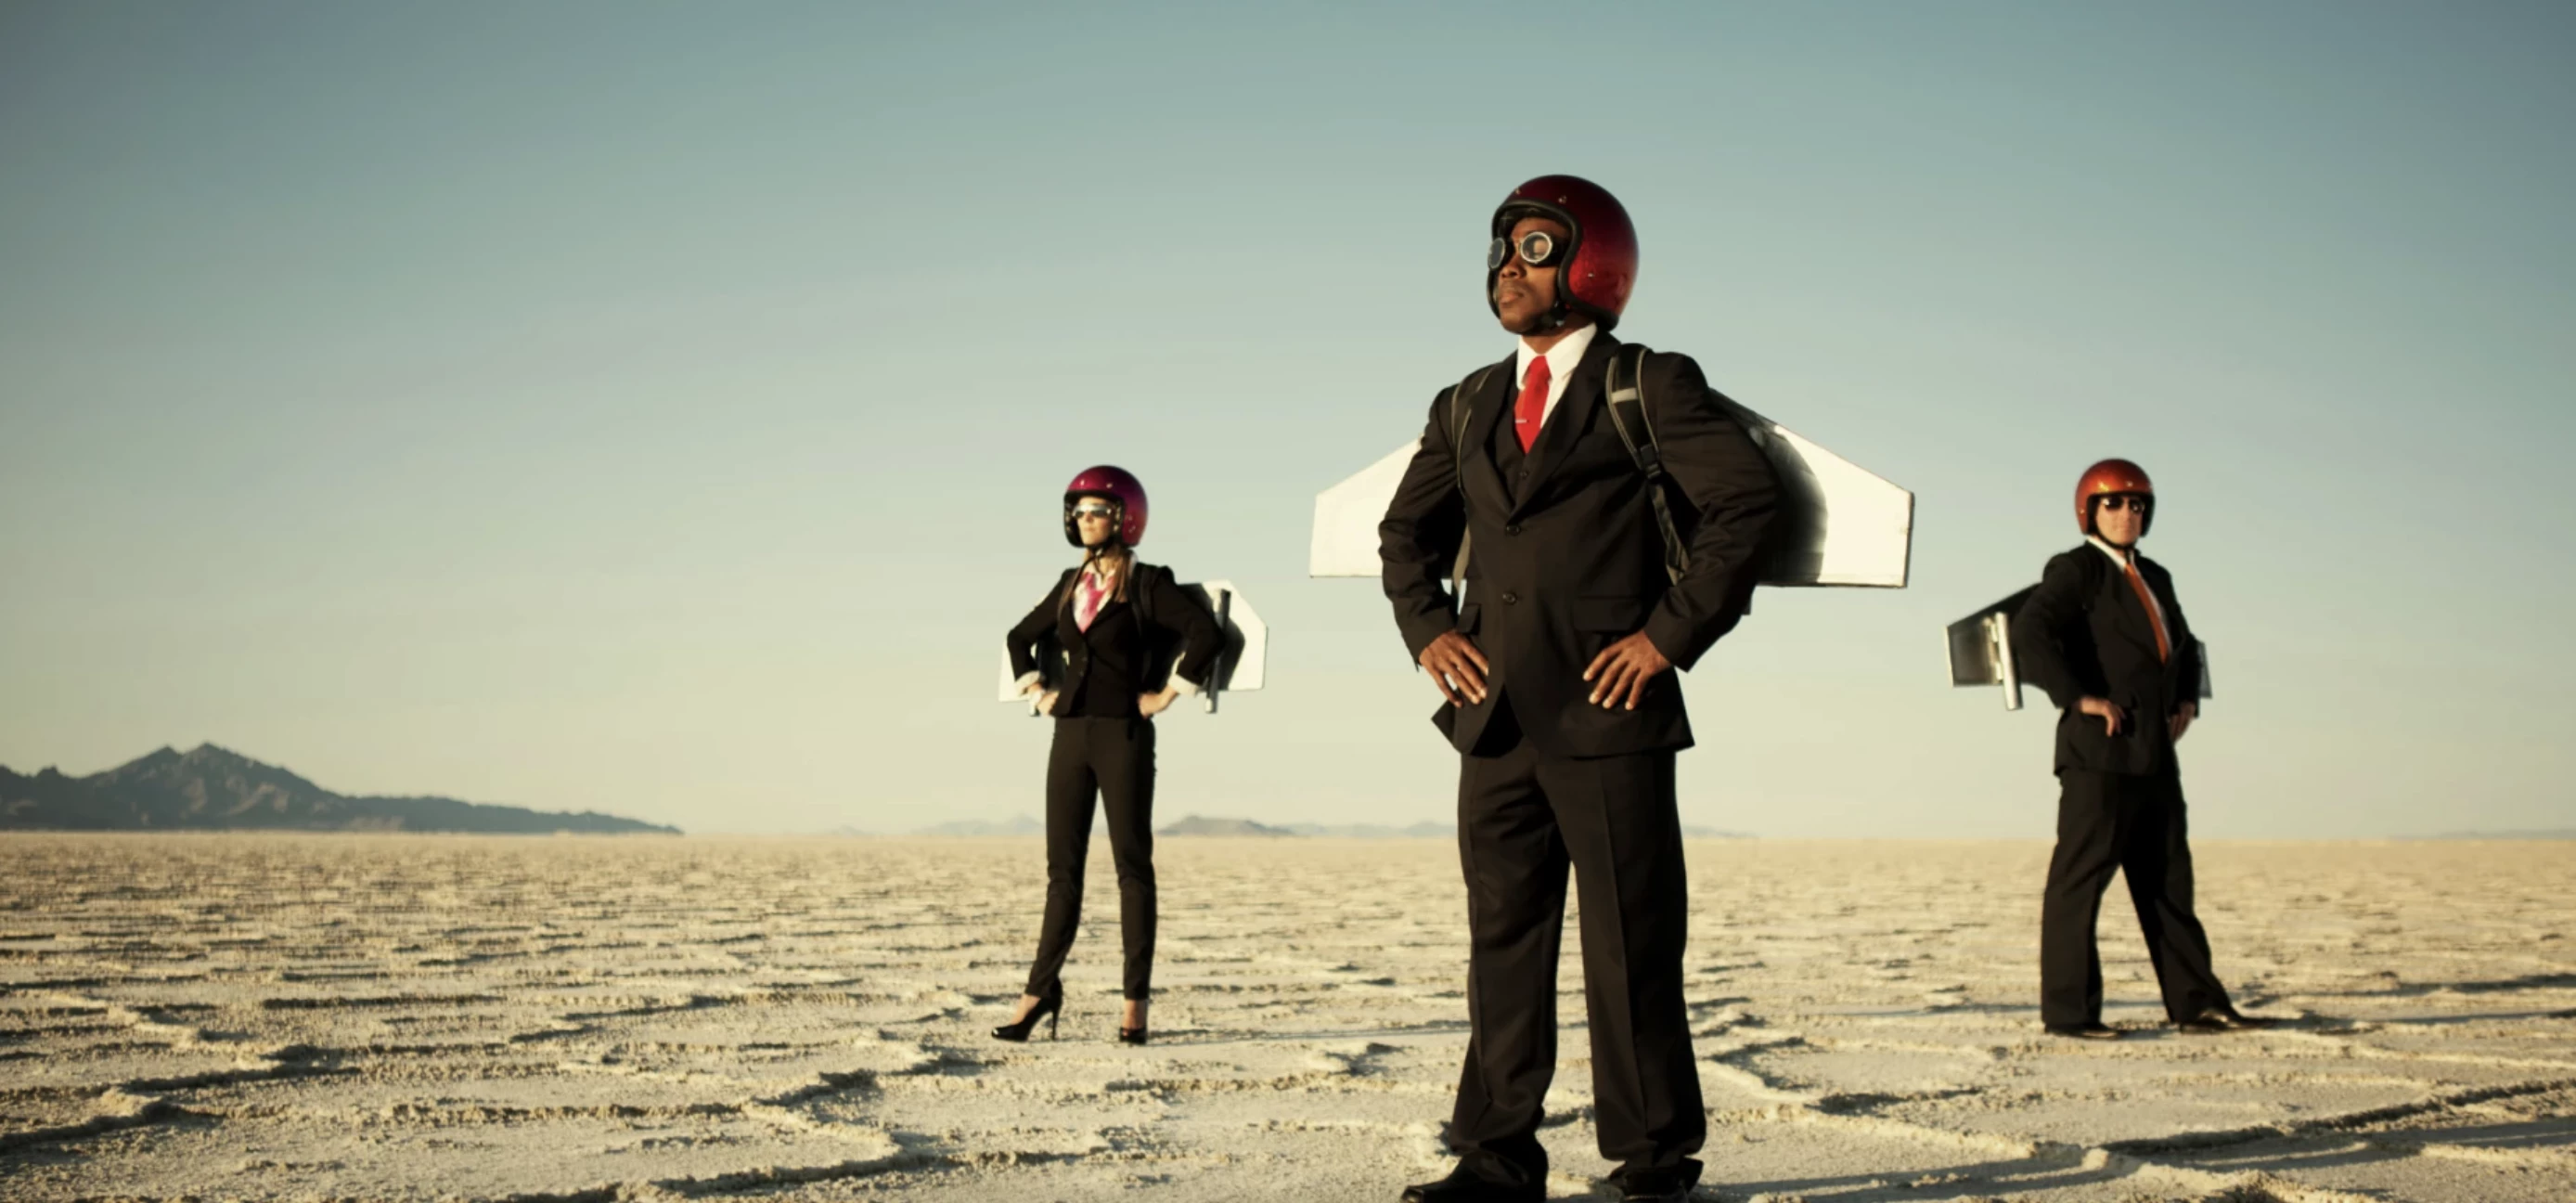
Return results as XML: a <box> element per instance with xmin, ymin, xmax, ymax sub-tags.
<box><xmin>2012</xmin><ymin>459</ymin><xmax>2268</xmax><ymax>1041</ymax></box>
<box><xmin>1379</xmin><ymin>175</ymin><xmax>1779</xmax><ymax>1203</ymax></box>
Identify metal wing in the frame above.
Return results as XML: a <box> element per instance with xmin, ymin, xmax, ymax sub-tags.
<box><xmin>1309</xmin><ymin>401</ymin><xmax>1913</xmax><ymax>588</ymax></box>
<box><xmin>1187</xmin><ymin>580</ymin><xmax>1265</xmax><ymax>713</ymax></box>
<box><xmin>1308</xmin><ymin>442</ymin><xmax>1417</xmax><ymax>578</ymax></box>
<box><xmin>1946</xmin><ymin>586</ymin><xmax>2038</xmax><ymax>710</ymax></box>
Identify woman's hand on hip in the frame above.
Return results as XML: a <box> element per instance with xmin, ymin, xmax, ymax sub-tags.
<box><xmin>1137</xmin><ymin>689</ymin><xmax>1179</xmax><ymax>718</ymax></box>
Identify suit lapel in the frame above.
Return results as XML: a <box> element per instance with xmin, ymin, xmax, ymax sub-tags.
<box><xmin>1456</xmin><ymin>355</ymin><xmax>1517</xmax><ymax>518</ymax></box>
<box><xmin>1058</xmin><ymin>593</ymin><xmax>1087</xmax><ymax>652</ymax></box>
<box><xmin>1510</xmin><ymin>332</ymin><xmax>1617</xmax><ymax>519</ymax></box>
<box><xmin>2100</xmin><ymin>551</ymin><xmax>2164</xmax><ymax>658</ymax></box>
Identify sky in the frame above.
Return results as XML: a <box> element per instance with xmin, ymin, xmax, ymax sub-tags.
<box><xmin>3</xmin><ymin>1</ymin><xmax>2570</xmax><ymax>839</ymax></box>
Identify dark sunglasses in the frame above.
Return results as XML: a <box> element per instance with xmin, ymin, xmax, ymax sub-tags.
<box><xmin>1487</xmin><ymin>229</ymin><xmax>1568</xmax><ymax>272</ymax></box>
<box><xmin>2095</xmin><ymin>494</ymin><xmax>2152</xmax><ymax>513</ymax></box>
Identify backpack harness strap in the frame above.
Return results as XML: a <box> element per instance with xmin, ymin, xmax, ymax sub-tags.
<box><xmin>1604</xmin><ymin>345</ymin><xmax>1690</xmax><ymax>585</ymax></box>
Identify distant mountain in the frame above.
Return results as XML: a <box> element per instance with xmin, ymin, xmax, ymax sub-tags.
<box><xmin>1158</xmin><ymin>815</ymin><xmax>1294</xmax><ymax>837</ymax></box>
<box><xmin>895</xmin><ymin>814</ymin><xmax>1755</xmax><ymax>839</ymax></box>
<box><xmin>1282</xmin><ymin>821</ymin><xmax>1457</xmax><ymax>839</ymax></box>
<box><xmin>914</xmin><ymin>813</ymin><xmax>1046</xmax><ymax>836</ymax></box>
<box><xmin>1279</xmin><ymin>821</ymin><xmax>1753</xmax><ymax>839</ymax></box>
<box><xmin>1682</xmin><ymin>826</ymin><xmax>1757</xmax><ymax>839</ymax></box>
<box><xmin>2424</xmin><ymin>828</ymin><xmax>2576</xmax><ymax>840</ymax></box>
<box><xmin>0</xmin><ymin>744</ymin><xmax>677</xmax><ymax>834</ymax></box>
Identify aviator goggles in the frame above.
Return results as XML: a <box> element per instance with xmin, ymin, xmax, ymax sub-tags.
<box><xmin>1487</xmin><ymin>229</ymin><xmax>1569</xmax><ymax>272</ymax></box>
<box><xmin>1070</xmin><ymin>500</ymin><xmax>1121</xmax><ymax>520</ymax></box>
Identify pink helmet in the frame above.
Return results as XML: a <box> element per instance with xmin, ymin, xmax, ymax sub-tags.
<box><xmin>1063</xmin><ymin>465</ymin><xmax>1148</xmax><ymax>547</ymax></box>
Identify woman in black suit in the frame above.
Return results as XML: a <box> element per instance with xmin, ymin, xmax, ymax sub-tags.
<box><xmin>996</xmin><ymin>465</ymin><xmax>1220</xmax><ymax>1046</ymax></box>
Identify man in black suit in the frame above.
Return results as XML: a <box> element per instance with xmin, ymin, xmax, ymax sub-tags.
<box><xmin>1379</xmin><ymin>175</ymin><xmax>1779</xmax><ymax>1203</ymax></box>
<box><xmin>2010</xmin><ymin>459</ymin><xmax>2265</xmax><ymax>1040</ymax></box>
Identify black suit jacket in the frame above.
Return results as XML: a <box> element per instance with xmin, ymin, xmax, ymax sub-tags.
<box><xmin>1378</xmin><ymin>332</ymin><xmax>1780</xmax><ymax>757</ymax></box>
<box><xmin>1008</xmin><ymin>563</ymin><xmax>1221</xmax><ymax>719</ymax></box>
<box><xmin>2010</xmin><ymin>543</ymin><xmax>2203</xmax><ymax>776</ymax></box>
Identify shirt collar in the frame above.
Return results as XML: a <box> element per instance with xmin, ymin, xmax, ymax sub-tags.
<box><xmin>1514</xmin><ymin>320</ymin><xmax>1598</xmax><ymax>382</ymax></box>
<box><xmin>2087</xmin><ymin>535</ymin><xmax>2137</xmax><ymax>567</ymax></box>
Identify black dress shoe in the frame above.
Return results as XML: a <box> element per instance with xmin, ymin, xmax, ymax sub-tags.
<box><xmin>2176</xmin><ymin>1007</ymin><xmax>2273</xmax><ymax>1034</ymax></box>
<box><xmin>2044</xmin><ymin>1021</ymin><xmax>2122</xmax><ymax>1041</ymax></box>
<box><xmin>1610</xmin><ymin>1158</ymin><xmax>1703</xmax><ymax>1201</ymax></box>
<box><xmin>1400</xmin><ymin>1163</ymin><xmax>1543</xmax><ymax>1203</ymax></box>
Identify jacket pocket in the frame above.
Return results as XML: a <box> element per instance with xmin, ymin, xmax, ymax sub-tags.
<box><xmin>1572</xmin><ymin>595</ymin><xmax>1648</xmax><ymax>633</ymax></box>
<box><xmin>1455</xmin><ymin>603</ymin><xmax>1482</xmax><ymax>635</ymax></box>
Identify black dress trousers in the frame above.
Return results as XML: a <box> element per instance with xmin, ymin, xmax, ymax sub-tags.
<box><xmin>2040</xmin><ymin>770</ymin><xmax>2233</xmax><ymax>1028</ymax></box>
<box><xmin>1447</xmin><ymin>702</ymin><xmax>1704</xmax><ymax>1187</ymax></box>
<box><xmin>1024</xmin><ymin>716</ymin><xmax>1158</xmax><ymax>1002</ymax></box>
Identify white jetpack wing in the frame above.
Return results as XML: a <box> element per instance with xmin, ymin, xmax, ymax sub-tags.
<box><xmin>997</xmin><ymin>581</ymin><xmax>1266</xmax><ymax>715</ymax></box>
<box><xmin>1309</xmin><ymin>395</ymin><xmax>1913</xmax><ymax>588</ymax></box>
<box><xmin>1945</xmin><ymin>585</ymin><xmax>2209</xmax><ymax>711</ymax></box>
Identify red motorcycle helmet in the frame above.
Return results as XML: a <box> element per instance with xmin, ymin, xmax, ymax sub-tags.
<box><xmin>2075</xmin><ymin>459</ymin><xmax>2155</xmax><ymax>537</ymax></box>
<box><xmin>1063</xmin><ymin>465</ymin><xmax>1149</xmax><ymax>548</ymax></box>
<box><xmin>1488</xmin><ymin>175</ymin><xmax>1639</xmax><ymax>331</ymax></box>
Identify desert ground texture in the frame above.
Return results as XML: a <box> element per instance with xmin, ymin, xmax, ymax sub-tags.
<box><xmin>2</xmin><ymin>834</ymin><xmax>2571</xmax><ymax>1202</ymax></box>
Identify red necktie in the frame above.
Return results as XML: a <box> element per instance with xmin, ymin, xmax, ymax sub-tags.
<box><xmin>2122</xmin><ymin>558</ymin><xmax>2170</xmax><ymax>662</ymax></box>
<box><xmin>1513</xmin><ymin>355</ymin><xmax>1552</xmax><ymax>452</ymax></box>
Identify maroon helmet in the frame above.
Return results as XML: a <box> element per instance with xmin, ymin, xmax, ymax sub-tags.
<box><xmin>1063</xmin><ymin>465</ymin><xmax>1148</xmax><ymax>548</ymax></box>
<box><xmin>1488</xmin><ymin>175</ymin><xmax>1639</xmax><ymax>331</ymax></box>
<box><xmin>2075</xmin><ymin>459</ymin><xmax>2155</xmax><ymax>537</ymax></box>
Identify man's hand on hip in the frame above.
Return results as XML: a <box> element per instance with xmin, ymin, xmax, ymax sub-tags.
<box><xmin>1419</xmin><ymin>631</ymin><xmax>1489</xmax><ymax>707</ymax></box>
<box><xmin>2079</xmin><ymin>696</ymin><xmax>2126</xmax><ymax>735</ymax></box>
<box><xmin>1584</xmin><ymin>631</ymin><xmax>1672</xmax><ymax>711</ymax></box>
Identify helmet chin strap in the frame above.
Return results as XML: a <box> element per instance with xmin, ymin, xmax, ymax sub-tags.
<box><xmin>1501</xmin><ymin>290</ymin><xmax>1573</xmax><ymax>335</ymax></box>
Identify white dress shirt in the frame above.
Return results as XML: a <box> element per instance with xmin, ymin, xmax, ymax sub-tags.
<box><xmin>2088</xmin><ymin>535</ymin><xmax>2167</xmax><ymax>634</ymax></box>
<box><xmin>1511</xmin><ymin>320</ymin><xmax>1599</xmax><ymax>434</ymax></box>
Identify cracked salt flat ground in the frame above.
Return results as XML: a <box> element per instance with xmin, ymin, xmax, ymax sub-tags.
<box><xmin>1</xmin><ymin>835</ymin><xmax>2570</xmax><ymax>1201</ymax></box>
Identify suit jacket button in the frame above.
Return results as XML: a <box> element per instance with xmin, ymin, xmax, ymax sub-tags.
<box><xmin>1504</xmin><ymin>524</ymin><xmax>1521</xmax><ymax>536</ymax></box>
<box><xmin>1501</xmin><ymin>591</ymin><xmax>1519</xmax><ymax>604</ymax></box>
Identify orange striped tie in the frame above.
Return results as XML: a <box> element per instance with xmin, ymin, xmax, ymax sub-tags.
<box><xmin>2122</xmin><ymin>558</ymin><xmax>2170</xmax><ymax>662</ymax></box>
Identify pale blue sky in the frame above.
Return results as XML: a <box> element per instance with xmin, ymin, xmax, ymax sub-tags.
<box><xmin>4</xmin><ymin>1</ymin><xmax>2570</xmax><ymax>837</ymax></box>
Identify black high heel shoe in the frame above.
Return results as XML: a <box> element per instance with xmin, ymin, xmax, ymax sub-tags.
<box><xmin>1117</xmin><ymin>1025</ymin><xmax>1148</xmax><ymax>1045</ymax></box>
<box><xmin>991</xmin><ymin>990</ymin><xmax>1062</xmax><ymax>1043</ymax></box>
